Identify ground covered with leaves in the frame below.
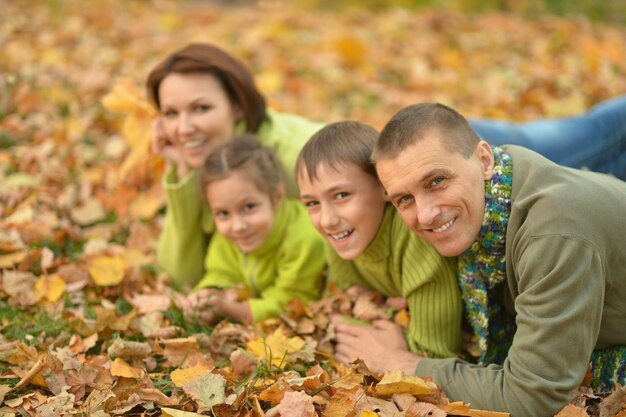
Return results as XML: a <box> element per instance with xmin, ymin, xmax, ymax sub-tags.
<box><xmin>1</xmin><ymin>1</ymin><xmax>626</xmax><ymax>416</ymax></box>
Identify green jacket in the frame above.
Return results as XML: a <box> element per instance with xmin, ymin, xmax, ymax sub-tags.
<box><xmin>195</xmin><ymin>199</ymin><xmax>325</xmax><ymax>323</ymax></box>
<box><xmin>157</xmin><ymin>110</ymin><xmax>323</xmax><ymax>289</ymax></box>
<box><xmin>416</xmin><ymin>145</ymin><xmax>626</xmax><ymax>417</ymax></box>
<box><xmin>327</xmin><ymin>204</ymin><xmax>462</xmax><ymax>359</ymax></box>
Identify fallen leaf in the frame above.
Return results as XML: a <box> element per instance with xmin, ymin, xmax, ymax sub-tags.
<box><xmin>110</xmin><ymin>357</ymin><xmax>142</xmax><ymax>379</ymax></box>
<box><xmin>375</xmin><ymin>371</ymin><xmax>432</xmax><ymax>397</ymax></box>
<box><xmin>170</xmin><ymin>363</ymin><xmax>212</xmax><ymax>387</ymax></box>
<box><xmin>182</xmin><ymin>373</ymin><xmax>226</xmax><ymax>413</ymax></box>
<box><xmin>88</xmin><ymin>256</ymin><xmax>129</xmax><ymax>286</ymax></box>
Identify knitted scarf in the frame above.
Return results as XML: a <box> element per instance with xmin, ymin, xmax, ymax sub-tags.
<box><xmin>457</xmin><ymin>147</ymin><xmax>516</xmax><ymax>365</ymax></box>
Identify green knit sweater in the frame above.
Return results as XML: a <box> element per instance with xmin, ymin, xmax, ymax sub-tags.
<box><xmin>157</xmin><ymin>110</ymin><xmax>323</xmax><ymax>289</ymax></box>
<box><xmin>416</xmin><ymin>146</ymin><xmax>626</xmax><ymax>417</ymax></box>
<box><xmin>195</xmin><ymin>198</ymin><xmax>326</xmax><ymax>323</ymax></box>
<box><xmin>327</xmin><ymin>204</ymin><xmax>462</xmax><ymax>359</ymax></box>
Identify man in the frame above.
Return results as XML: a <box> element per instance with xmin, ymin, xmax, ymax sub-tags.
<box><xmin>332</xmin><ymin>102</ymin><xmax>626</xmax><ymax>417</ymax></box>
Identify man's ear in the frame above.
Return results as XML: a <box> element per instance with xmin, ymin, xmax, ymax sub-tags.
<box><xmin>476</xmin><ymin>141</ymin><xmax>495</xmax><ymax>180</ymax></box>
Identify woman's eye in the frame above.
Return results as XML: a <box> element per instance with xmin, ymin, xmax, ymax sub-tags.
<box><xmin>194</xmin><ymin>104</ymin><xmax>210</xmax><ymax>113</ymax></box>
<box><xmin>162</xmin><ymin>109</ymin><xmax>177</xmax><ymax>118</ymax></box>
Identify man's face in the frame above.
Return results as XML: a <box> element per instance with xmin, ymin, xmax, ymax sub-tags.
<box><xmin>375</xmin><ymin>133</ymin><xmax>494</xmax><ymax>257</ymax></box>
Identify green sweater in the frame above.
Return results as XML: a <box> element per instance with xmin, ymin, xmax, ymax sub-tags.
<box><xmin>157</xmin><ymin>110</ymin><xmax>323</xmax><ymax>289</ymax></box>
<box><xmin>195</xmin><ymin>199</ymin><xmax>326</xmax><ymax>323</ymax></box>
<box><xmin>327</xmin><ymin>205</ymin><xmax>462</xmax><ymax>359</ymax></box>
<box><xmin>417</xmin><ymin>146</ymin><xmax>626</xmax><ymax>417</ymax></box>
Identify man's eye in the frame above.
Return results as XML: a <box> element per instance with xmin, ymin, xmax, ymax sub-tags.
<box><xmin>431</xmin><ymin>177</ymin><xmax>445</xmax><ymax>187</ymax></box>
<box><xmin>335</xmin><ymin>192</ymin><xmax>349</xmax><ymax>200</ymax></box>
<box><xmin>396</xmin><ymin>195</ymin><xmax>413</xmax><ymax>207</ymax></box>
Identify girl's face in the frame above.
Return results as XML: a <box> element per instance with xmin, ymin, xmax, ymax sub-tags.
<box><xmin>206</xmin><ymin>169</ymin><xmax>279</xmax><ymax>253</ymax></box>
<box><xmin>159</xmin><ymin>72</ymin><xmax>241</xmax><ymax>169</ymax></box>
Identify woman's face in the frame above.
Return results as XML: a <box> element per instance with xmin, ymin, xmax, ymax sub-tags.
<box><xmin>158</xmin><ymin>72</ymin><xmax>241</xmax><ymax>169</ymax></box>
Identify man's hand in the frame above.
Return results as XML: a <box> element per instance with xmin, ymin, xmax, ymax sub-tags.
<box><xmin>331</xmin><ymin>315</ymin><xmax>423</xmax><ymax>375</ymax></box>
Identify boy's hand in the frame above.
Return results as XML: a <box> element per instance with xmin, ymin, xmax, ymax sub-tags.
<box><xmin>331</xmin><ymin>315</ymin><xmax>422</xmax><ymax>375</ymax></box>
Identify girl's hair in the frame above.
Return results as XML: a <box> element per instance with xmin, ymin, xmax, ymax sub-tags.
<box><xmin>146</xmin><ymin>43</ymin><xmax>267</xmax><ymax>133</ymax></box>
<box><xmin>200</xmin><ymin>134</ymin><xmax>286</xmax><ymax>203</ymax></box>
<box><xmin>296</xmin><ymin>120</ymin><xmax>379</xmax><ymax>181</ymax></box>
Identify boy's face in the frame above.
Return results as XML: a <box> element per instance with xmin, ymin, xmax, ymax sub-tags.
<box><xmin>298</xmin><ymin>162</ymin><xmax>387</xmax><ymax>260</ymax></box>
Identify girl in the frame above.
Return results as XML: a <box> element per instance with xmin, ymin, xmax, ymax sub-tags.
<box><xmin>188</xmin><ymin>135</ymin><xmax>325</xmax><ymax>324</ymax></box>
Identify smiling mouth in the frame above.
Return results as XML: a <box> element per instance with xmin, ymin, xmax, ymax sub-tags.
<box><xmin>183</xmin><ymin>139</ymin><xmax>206</xmax><ymax>149</ymax></box>
<box><xmin>330</xmin><ymin>229</ymin><xmax>353</xmax><ymax>241</ymax></box>
<box><xmin>431</xmin><ymin>218</ymin><xmax>455</xmax><ymax>233</ymax></box>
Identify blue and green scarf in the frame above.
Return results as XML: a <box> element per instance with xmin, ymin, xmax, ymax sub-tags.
<box><xmin>457</xmin><ymin>146</ymin><xmax>625</xmax><ymax>391</ymax></box>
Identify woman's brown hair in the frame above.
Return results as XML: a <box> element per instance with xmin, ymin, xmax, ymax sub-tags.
<box><xmin>146</xmin><ymin>43</ymin><xmax>267</xmax><ymax>133</ymax></box>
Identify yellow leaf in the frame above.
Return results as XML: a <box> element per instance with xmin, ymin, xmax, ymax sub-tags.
<box><xmin>0</xmin><ymin>250</ymin><xmax>27</xmax><ymax>268</ymax></box>
<box><xmin>256</xmin><ymin>70</ymin><xmax>284</xmax><ymax>95</ymax></box>
<box><xmin>161</xmin><ymin>407</ymin><xmax>205</xmax><ymax>417</ymax></box>
<box><xmin>333</xmin><ymin>35</ymin><xmax>366</xmax><ymax>68</ymax></box>
<box><xmin>101</xmin><ymin>78</ymin><xmax>155</xmax><ymax>117</ymax></box>
<box><xmin>171</xmin><ymin>363</ymin><xmax>212</xmax><ymax>388</ymax></box>
<box><xmin>34</xmin><ymin>275</ymin><xmax>66</xmax><ymax>303</ymax></box>
<box><xmin>246</xmin><ymin>326</ymin><xmax>305</xmax><ymax>367</ymax></box>
<box><xmin>70</xmin><ymin>197</ymin><xmax>107</xmax><ymax>226</ymax></box>
<box><xmin>89</xmin><ymin>256</ymin><xmax>129</xmax><ymax>286</ymax></box>
<box><xmin>359</xmin><ymin>412</ymin><xmax>379</xmax><ymax>417</ymax></box>
<box><xmin>375</xmin><ymin>370</ymin><xmax>432</xmax><ymax>397</ymax></box>
<box><xmin>129</xmin><ymin>190</ymin><xmax>164</xmax><ymax>220</ymax></box>
<box><xmin>110</xmin><ymin>357</ymin><xmax>142</xmax><ymax>379</ymax></box>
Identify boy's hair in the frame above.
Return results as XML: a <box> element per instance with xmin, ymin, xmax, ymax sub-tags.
<box><xmin>199</xmin><ymin>134</ymin><xmax>285</xmax><ymax>202</ymax></box>
<box><xmin>296</xmin><ymin>121</ymin><xmax>379</xmax><ymax>182</ymax></box>
<box><xmin>373</xmin><ymin>102</ymin><xmax>481</xmax><ymax>162</ymax></box>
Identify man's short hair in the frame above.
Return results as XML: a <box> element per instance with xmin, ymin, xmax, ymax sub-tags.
<box><xmin>373</xmin><ymin>102</ymin><xmax>481</xmax><ymax>161</ymax></box>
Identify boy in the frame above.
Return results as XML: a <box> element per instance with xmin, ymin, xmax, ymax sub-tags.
<box><xmin>296</xmin><ymin>121</ymin><xmax>462</xmax><ymax>359</ymax></box>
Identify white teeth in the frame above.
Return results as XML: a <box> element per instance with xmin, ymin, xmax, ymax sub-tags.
<box><xmin>331</xmin><ymin>230</ymin><xmax>352</xmax><ymax>240</ymax></box>
<box><xmin>432</xmin><ymin>219</ymin><xmax>454</xmax><ymax>233</ymax></box>
<box><xmin>184</xmin><ymin>139</ymin><xmax>205</xmax><ymax>149</ymax></box>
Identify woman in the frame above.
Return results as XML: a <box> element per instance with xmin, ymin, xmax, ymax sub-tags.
<box><xmin>148</xmin><ymin>42</ymin><xmax>626</xmax><ymax>288</ymax></box>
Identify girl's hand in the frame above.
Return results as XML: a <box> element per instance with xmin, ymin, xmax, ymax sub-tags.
<box><xmin>206</xmin><ymin>289</ymin><xmax>251</xmax><ymax>324</ymax></box>
<box><xmin>151</xmin><ymin>117</ymin><xmax>191</xmax><ymax>179</ymax></box>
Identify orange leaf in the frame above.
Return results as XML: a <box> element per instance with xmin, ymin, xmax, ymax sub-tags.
<box><xmin>110</xmin><ymin>357</ymin><xmax>142</xmax><ymax>379</ymax></box>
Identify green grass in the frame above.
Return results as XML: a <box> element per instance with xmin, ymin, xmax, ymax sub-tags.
<box><xmin>0</xmin><ymin>301</ymin><xmax>71</xmax><ymax>344</ymax></box>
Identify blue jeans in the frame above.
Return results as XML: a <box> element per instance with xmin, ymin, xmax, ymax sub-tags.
<box><xmin>469</xmin><ymin>95</ymin><xmax>626</xmax><ymax>180</ymax></box>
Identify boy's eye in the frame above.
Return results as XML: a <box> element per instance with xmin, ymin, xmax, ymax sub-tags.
<box><xmin>304</xmin><ymin>200</ymin><xmax>319</xmax><ymax>208</ymax></box>
<box><xmin>335</xmin><ymin>192</ymin><xmax>349</xmax><ymax>200</ymax></box>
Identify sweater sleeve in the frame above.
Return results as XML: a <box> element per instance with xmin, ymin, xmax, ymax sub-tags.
<box><xmin>248</xmin><ymin>218</ymin><xmax>326</xmax><ymax>323</ymax></box>
<box><xmin>156</xmin><ymin>168</ymin><xmax>215</xmax><ymax>290</ymax></box>
<box><xmin>195</xmin><ymin>232</ymin><xmax>243</xmax><ymax>290</ymax></box>
<box><xmin>416</xmin><ymin>236</ymin><xmax>604</xmax><ymax>417</ymax></box>
<box><xmin>401</xmin><ymin>236</ymin><xmax>462</xmax><ymax>359</ymax></box>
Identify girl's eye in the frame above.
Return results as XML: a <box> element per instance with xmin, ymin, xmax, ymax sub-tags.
<box><xmin>215</xmin><ymin>210</ymin><xmax>228</xmax><ymax>218</ymax></box>
<box><xmin>243</xmin><ymin>203</ymin><xmax>256</xmax><ymax>211</ymax></box>
<box><xmin>335</xmin><ymin>192</ymin><xmax>349</xmax><ymax>200</ymax></box>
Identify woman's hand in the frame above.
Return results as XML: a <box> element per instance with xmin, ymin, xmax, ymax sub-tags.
<box><xmin>151</xmin><ymin>117</ymin><xmax>191</xmax><ymax>179</ymax></box>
